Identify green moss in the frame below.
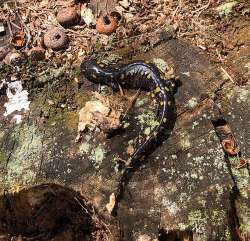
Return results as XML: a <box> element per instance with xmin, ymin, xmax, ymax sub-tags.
<box><xmin>0</xmin><ymin>151</ymin><xmax>7</xmax><ymax>163</ymax></box>
<box><xmin>63</xmin><ymin>111</ymin><xmax>78</xmax><ymax>130</ymax></box>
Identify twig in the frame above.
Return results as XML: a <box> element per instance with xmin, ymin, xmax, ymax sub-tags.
<box><xmin>179</xmin><ymin>31</ymin><xmax>202</xmax><ymax>37</ymax></box>
<box><xmin>14</xmin><ymin>1</ymin><xmax>31</xmax><ymax>49</ymax></box>
<box><xmin>220</xmin><ymin>67</ymin><xmax>235</xmax><ymax>84</ymax></box>
<box><xmin>192</xmin><ymin>0</ymin><xmax>211</xmax><ymax>17</ymax></box>
<box><xmin>122</xmin><ymin>89</ymin><xmax>141</xmax><ymax>119</ymax></box>
<box><xmin>216</xmin><ymin>48</ymin><xmax>223</xmax><ymax>62</ymax></box>
<box><xmin>10</xmin><ymin>21</ymin><xmax>21</xmax><ymax>30</ymax></box>
<box><xmin>172</xmin><ymin>0</ymin><xmax>182</xmax><ymax>19</ymax></box>
<box><xmin>6</xmin><ymin>19</ymin><xmax>13</xmax><ymax>38</ymax></box>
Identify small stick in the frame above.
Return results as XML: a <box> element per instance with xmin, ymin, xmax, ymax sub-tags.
<box><xmin>172</xmin><ymin>0</ymin><xmax>182</xmax><ymax>19</ymax></box>
<box><xmin>220</xmin><ymin>67</ymin><xmax>235</xmax><ymax>84</ymax></box>
<box><xmin>122</xmin><ymin>89</ymin><xmax>141</xmax><ymax>119</ymax></box>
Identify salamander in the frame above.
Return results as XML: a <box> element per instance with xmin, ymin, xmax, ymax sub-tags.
<box><xmin>81</xmin><ymin>59</ymin><xmax>175</xmax><ymax>205</ymax></box>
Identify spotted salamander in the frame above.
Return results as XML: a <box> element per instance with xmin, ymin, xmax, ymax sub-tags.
<box><xmin>81</xmin><ymin>59</ymin><xmax>175</xmax><ymax>203</ymax></box>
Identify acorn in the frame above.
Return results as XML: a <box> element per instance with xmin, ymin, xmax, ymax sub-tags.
<box><xmin>43</xmin><ymin>28</ymin><xmax>68</xmax><ymax>51</ymax></box>
<box><xmin>56</xmin><ymin>6</ymin><xmax>80</xmax><ymax>28</ymax></box>
<box><xmin>96</xmin><ymin>14</ymin><xmax>118</xmax><ymax>34</ymax></box>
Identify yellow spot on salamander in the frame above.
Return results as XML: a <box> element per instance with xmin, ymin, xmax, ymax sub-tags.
<box><xmin>163</xmin><ymin>118</ymin><xmax>167</xmax><ymax>123</ymax></box>
<box><xmin>160</xmin><ymin>101</ymin><xmax>164</xmax><ymax>105</ymax></box>
<box><xmin>147</xmin><ymin>74</ymin><xmax>151</xmax><ymax>79</ymax></box>
<box><xmin>92</xmin><ymin>74</ymin><xmax>97</xmax><ymax>79</ymax></box>
<box><xmin>155</xmin><ymin>87</ymin><xmax>161</xmax><ymax>93</ymax></box>
<box><xmin>168</xmin><ymin>101</ymin><xmax>172</xmax><ymax>106</ymax></box>
<box><xmin>165</xmin><ymin>86</ymin><xmax>170</xmax><ymax>91</ymax></box>
<box><xmin>151</xmin><ymin>93</ymin><xmax>155</xmax><ymax>98</ymax></box>
<box><xmin>99</xmin><ymin>64</ymin><xmax>105</xmax><ymax>67</ymax></box>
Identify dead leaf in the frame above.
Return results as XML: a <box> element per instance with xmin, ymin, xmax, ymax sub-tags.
<box><xmin>81</xmin><ymin>6</ymin><xmax>96</xmax><ymax>26</ymax></box>
<box><xmin>119</xmin><ymin>0</ymin><xmax>131</xmax><ymax>9</ymax></box>
<box><xmin>12</xmin><ymin>32</ymin><xmax>26</xmax><ymax>48</ymax></box>
<box><xmin>106</xmin><ymin>193</ymin><xmax>116</xmax><ymax>214</ymax></box>
<box><xmin>75</xmin><ymin>93</ymin><xmax>122</xmax><ymax>142</ymax></box>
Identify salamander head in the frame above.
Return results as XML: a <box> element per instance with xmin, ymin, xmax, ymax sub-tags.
<box><xmin>80</xmin><ymin>60</ymin><xmax>101</xmax><ymax>82</ymax></box>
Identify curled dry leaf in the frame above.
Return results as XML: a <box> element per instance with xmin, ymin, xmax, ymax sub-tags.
<box><xmin>4</xmin><ymin>51</ymin><xmax>22</xmax><ymax>64</ymax></box>
<box><xmin>12</xmin><ymin>32</ymin><xmax>26</xmax><ymax>48</ymax></box>
<box><xmin>75</xmin><ymin>93</ymin><xmax>122</xmax><ymax>142</ymax></box>
<box><xmin>221</xmin><ymin>138</ymin><xmax>238</xmax><ymax>155</ymax></box>
<box><xmin>236</xmin><ymin>158</ymin><xmax>248</xmax><ymax>169</ymax></box>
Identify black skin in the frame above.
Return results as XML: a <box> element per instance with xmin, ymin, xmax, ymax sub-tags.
<box><xmin>81</xmin><ymin>59</ymin><xmax>176</xmax><ymax>213</ymax></box>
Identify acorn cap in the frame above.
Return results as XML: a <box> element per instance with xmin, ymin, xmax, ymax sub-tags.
<box><xmin>96</xmin><ymin>15</ymin><xmax>118</xmax><ymax>34</ymax></box>
<box><xmin>43</xmin><ymin>28</ymin><xmax>68</xmax><ymax>51</ymax></box>
<box><xmin>56</xmin><ymin>7</ymin><xmax>80</xmax><ymax>28</ymax></box>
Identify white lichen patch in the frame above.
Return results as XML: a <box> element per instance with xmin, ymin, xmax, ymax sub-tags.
<box><xmin>153</xmin><ymin>58</ymin><xmax>168</xmax><ymax>73</ymax></box>
<box><xmin>216</xmin><ymin>1</ymin><xmax>237</xmax><ymax>17</ymax></box>
<box><xmin>192</xmin><ymin>121</ymin><xmax>199</xmax><ymax>129</ymax></box>
<box><xmin>237</xmin><ymin>89</ymin><xmax>249</xmax><ymax>103</ymax></box>
<box><xmin>136</xmin><ymin>111</ymin><xmax>159</xmax><ymax>132</ymax></box>
<box><xmin>162</xmin><ymin>197</ymin><xmax>180</xmax><ymax>215</ymax></box>
<box><xmin>79</xmin><ymin>142</ymin><xmax>90</xmax><ymax>154</ymax></box>
<box><xmin>181</xmin><ymin>71</ymin><xmax>191</xmax><ymax>77</ymax></box>
<box><xmin>90</xmin><ymin>145</ymin><xmax>107</xmax><ymax>168</ymax></box>
<box><xmin>3</xmin><ymin>80</ymin><xmax>30</xmax><ymax>123</ymax></box>
<box><xmin>144</xmin><ymin>127</ymin><xmax>151</xmax><ymax>135</ymax></box>
<box><xmin>188</xmin><ymin>210</ymin><xmax>207</xmax><ymax>234</ymax></box>
<box><xmin>186</xmin><ymin>97</ymin><xmax>198</xmax><ymax>109</ymax></box>
<box><xmin>211</xmin><ymin>210</ymin><xmax>226</xmax><ymax>226</ymax></box>
<box><xmin>135</xmin><ymin>97</ymin><xmax>147</xmax><ymax>108</ymax></box>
